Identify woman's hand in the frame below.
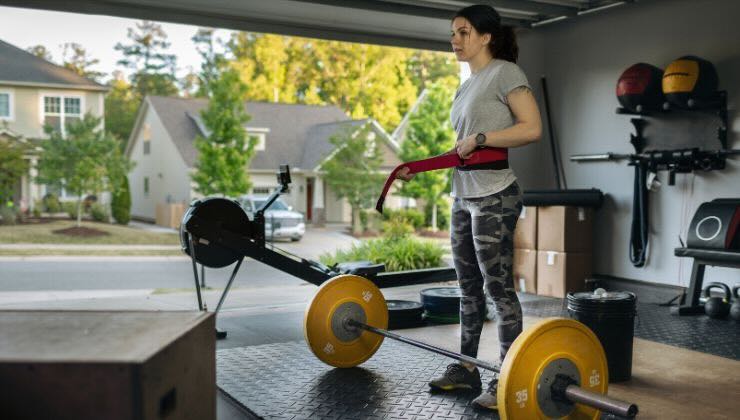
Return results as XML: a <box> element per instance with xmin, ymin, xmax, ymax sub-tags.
<box><xmin>396</xmin><ymin>166</ymin><xmax>415</xmax><ymax>181</ymax></box>
<box><xmin>456</xmin><ymin>135</ymin><xmax>477</xmax><ymax>160</ymax></box>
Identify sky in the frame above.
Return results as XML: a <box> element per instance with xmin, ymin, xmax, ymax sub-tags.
<box><xmin>0</xmin><ymin>6</ymin><xmax>231</xmax><ymax>82</ymax></box>
<box><xmin>0</xmin><ymin>5</ymin><xmax>469</xmax><ymax>84</ymax></box>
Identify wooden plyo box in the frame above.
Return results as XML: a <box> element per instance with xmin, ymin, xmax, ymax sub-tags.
<box><xmin>0</xmin><ymin>311</ymin><xmax>216</xmax><ymax>420</ymax></box>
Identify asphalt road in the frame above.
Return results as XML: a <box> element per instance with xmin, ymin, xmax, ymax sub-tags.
<box><xmin>0</xmin><ymin>226</ymin><xmax>358</xmax><ymax>292</ymax></box>
<box><xmin>0</xmin><ymin>258</ymin><xmax>306</xmax><ymax>291</ymax></box>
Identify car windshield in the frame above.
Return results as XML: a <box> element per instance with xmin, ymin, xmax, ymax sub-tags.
<box><xmin>254</xmin><ymin>199</ymin><xmax>288</xmax><ymax>211</ymax></box>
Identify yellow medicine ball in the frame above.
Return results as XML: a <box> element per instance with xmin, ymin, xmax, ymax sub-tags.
<box><xmin>662</xmin><ymin>55</ymin><xmax>718</xmax><ymax>108</ymax></box>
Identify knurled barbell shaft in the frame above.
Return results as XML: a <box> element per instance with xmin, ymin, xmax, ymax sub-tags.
<box><xmin>564</xmin><ymin>385</ymin><xmax>639</xmax><ymax>418</ymax></box>
<box><xmin>349</xmin><ymin>319</ymin><xmax>639</xmax><ymax>419</ymax></box>
<box><xmin>348</xmin><ymin>319</ymin><xmax>501</xmax><ymax>372</ymax></box>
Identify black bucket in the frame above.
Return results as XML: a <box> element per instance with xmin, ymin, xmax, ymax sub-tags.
<box><xmin>566</xmin><ymin>291</ymin><xmax>637</xmax><ymax>382</ymax></box>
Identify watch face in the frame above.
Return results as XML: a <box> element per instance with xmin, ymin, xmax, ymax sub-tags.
<box><xmin>476</xmin><ymin>133</ymin><xmax>486</xmax><ymax>145</ymax></box>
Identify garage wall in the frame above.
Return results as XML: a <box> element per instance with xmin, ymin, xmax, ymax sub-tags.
<box><xmin>527</xmin><ymin>0</ymin><xmax>740</xmax><ymax>287</ymax></box>
<box><xmin>504</xmin><ymin>29</ymin><xmax>553</xmax><ymax>192</ymax></box>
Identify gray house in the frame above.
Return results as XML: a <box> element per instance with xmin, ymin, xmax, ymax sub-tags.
<box><xmin>124</xmin><ymin>96</ymin><xmax>403</xmax><ymax>224</ymax></box>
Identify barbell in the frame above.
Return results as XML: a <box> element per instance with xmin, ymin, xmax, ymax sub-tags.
<box><xmin>304</xmin><ymin>275</ymin><xmax>639</xmax><ymax>419</ymax></box>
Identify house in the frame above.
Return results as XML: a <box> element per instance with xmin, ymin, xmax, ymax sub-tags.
<box><xmin>124</xmin><ymin>96</ymin><xmax>404</xmax><ymax>224</ymax></box>
<box><xmin>0</xmin><ymin>39</ymin><xmax>108</xmax><ymax>209</ymax></box>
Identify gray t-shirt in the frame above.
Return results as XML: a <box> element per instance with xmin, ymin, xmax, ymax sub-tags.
<box><xmin>450</xmin><ymin>59</ymin><xmax>530</xmax><ymax>198</ymax></box>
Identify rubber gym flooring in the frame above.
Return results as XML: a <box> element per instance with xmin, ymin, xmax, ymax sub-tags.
<box><xmin>216</xmin><ymin>293</ymin><xmax>740</xmax><ymax>419</ymax></box>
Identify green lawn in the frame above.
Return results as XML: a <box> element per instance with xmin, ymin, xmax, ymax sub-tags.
<box><xmin>0</xmin><ymin>220</ymin><xmax>180</xmax><ymax>245</ymax></box>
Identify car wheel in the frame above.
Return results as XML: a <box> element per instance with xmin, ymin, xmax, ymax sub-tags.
<box><xmin>291</xmin><ymin>237</ymin><xmax>300</xmax><ymax>242</ymax></box>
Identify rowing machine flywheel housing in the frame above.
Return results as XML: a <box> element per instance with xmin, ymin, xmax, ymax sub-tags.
<box><xmin>180</xmin><ymin>197</ymin><xmax>254</xmax><ymax>268</ymax></box>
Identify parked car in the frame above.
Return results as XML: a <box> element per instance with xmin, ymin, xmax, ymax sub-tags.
<box><xmin>237</xmin><ymin>195</ymin><xmax>306</xmax><ymax>241</ymax></box>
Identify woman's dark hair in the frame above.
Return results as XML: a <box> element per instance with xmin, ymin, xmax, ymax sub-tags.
<box><xmin>453</xmin><ymin>5</ymin><xmax>518</xmax><ymax>63</ymax></box>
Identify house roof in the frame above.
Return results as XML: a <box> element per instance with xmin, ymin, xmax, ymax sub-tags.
<box><xmin>300</xmin><ymin>119</ymin><xmax>370</xmax><ymax>170</ymax></box>
<box><xmin>391</xmin><ymin>88</ymin><xmax>428</xmax><ymax>144</ymax></box>
<box><xmin>0</xmin><ymin>39</ymin><xmax>107</xmax><ymax>91</ymax></box>
<box><xmin>146</xmin><ymin>96</ymin><xmax>365</xmax><ymax>170</ymax></box>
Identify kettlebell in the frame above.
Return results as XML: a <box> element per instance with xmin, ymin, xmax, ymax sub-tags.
<box><xmin>730</xmin><ymin>286</ymin><xmax>740</xmax><ymax>321</ymax></box>
<box><xmin>703</xmin><ymin>282</ymin><xmax>731</xmax><ymax>319</ymax></box>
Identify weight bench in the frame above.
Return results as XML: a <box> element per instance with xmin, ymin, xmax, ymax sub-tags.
<box><xmin>672</xmin><ymin>247</ymin><xmax>740</xmax><ymax>315</ymax></box>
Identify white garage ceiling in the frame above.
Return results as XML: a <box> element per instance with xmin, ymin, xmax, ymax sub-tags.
<box><xmin>2</xmin><ymin>0</ymin><xmax>632</xmax><ymax>51</ymax></box>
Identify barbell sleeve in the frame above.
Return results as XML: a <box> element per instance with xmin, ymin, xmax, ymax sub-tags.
<box><xmin>347</xmin><ymin>319</ymin><xmax>500</xmax><ymax>372</ymax></box>
<box><xmin>564</xmin><ymin>384</ymin><xmax>639</xmax><ymax>418</ymax></box>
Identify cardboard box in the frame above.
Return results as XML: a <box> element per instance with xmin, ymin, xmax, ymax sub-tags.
<box><xmin>0</xmin><ymin>311</ymin><xmax>216</xmax><ymax>420</ymax></box>
<box><xmin>536</xmin><ymin>251</ymin><xmax>592</xmax><ymax>298</ymax></box>
<box><xmin>513</xmin><ymin>248</ymin><xmax>537</xmax><ymax>294</ymax></box>
<box><xmin>537</xmin><ymin>206</ymin><xmax>593</xmax><ymax>253</ymax></box>
<box><xmin>514</xmin><ymin>206</ymin><xmax>537</xmax><ymax>249</ymax></box>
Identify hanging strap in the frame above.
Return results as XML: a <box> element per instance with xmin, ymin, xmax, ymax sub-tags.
<box><xmin>375</xmin><ymin>148</ymin><xmax>508</xmax><ymax>213</ymax></box>
<box><xmin>629</xmin><ymin>162</ymin><xmax>650</xmax><ymax>267</ymax></box>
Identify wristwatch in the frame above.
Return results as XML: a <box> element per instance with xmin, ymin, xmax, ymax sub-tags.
<box><xmin>475</xmin><ymin>132</ymin><xmax>487</xmax><ymax>146</ymax></box>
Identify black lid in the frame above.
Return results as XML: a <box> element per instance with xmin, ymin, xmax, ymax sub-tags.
<box><xmin>567</xmin><ymin>291</ymin><xmax>637</xmax><ymax>315</ymax></box>
<box><xmin>568</xmin><ymin>291</ymin><xmax>636</xmax><ymax>302</ymax></box>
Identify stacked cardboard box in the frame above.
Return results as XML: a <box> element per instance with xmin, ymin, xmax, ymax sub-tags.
<box><xmin>513</xmin><ymin>206</ymin><xmax>537</xmax><ymax>294</ymax></box>
<box><xmin>536</xmin><ymin>206</ymin><xmax>593</xmax><ymax>298</ymax></box>
<box><xmin>513</xmin><ymin>205</ymin><xmax>594</xmax><ymax>298</ymax></box>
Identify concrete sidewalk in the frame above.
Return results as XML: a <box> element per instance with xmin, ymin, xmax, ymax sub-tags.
<box><xmin>0</xmin><ymin>244</ymin><xmax>181</xmax><ymax>250</ymax></box>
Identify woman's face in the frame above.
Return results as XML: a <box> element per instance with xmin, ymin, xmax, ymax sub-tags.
<box><xmin>450</xmin><ymin>17</ymin><xmax>491</xmax><ymax>62</ymax></box>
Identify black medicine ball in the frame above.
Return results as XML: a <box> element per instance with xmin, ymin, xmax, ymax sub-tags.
<box><xmin>616</xmin><ymin>63</ymin><xmax>665</xmax><ymax>113</ymax></box>
<box><xmin>662</xmin><ymin>55</ymin><xmax>718</xmax><ymax>109</ymax></box>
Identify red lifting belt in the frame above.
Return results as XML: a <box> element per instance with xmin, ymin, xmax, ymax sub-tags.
<box><xmin>376</xmin><ymin>147</ymin><xmax>508</xmax><ymax>213</ymax></box>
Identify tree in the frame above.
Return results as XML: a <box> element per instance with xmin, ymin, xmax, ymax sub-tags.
<box><xmin>104</xmin><ymin>71</ymin><xmax>139</xmax><ymax>147</ymax></box>
<box><xmin>115</xmin><ymin>20</ymin><xmax>179</xmax><ymax>99</ymax></box>
<box><xmin>191</xmin><ymin>28</ymin><xmax>225</xmax><ymax>97</ymax></box>
<box><xmin>228</xmin><ymin>34</ymin><xmax>420</xmax><ymax>131</ymax></box>
<box><xmin>320</xmin><ymin>123</ymin><xmax>386</xmax><ymax>235</ymax></box>
<box><xmin>26</xmin><ymin>45</ymin><xmax>53</xmax><ymax>61</ymax></box>
<box><xmin>0</xmin><ymin>138</ymin><xmax>29</xmax><ymax>204</ymax></box>
<box><xmin>61</xmin><ymin>43</ymin><xmax>105</xmax><ymax>82</ymax></box>
<box><xmin>191</xmin><ymin>68</ymin><xmax>256</xmax><ymax>197</ymax></box>
<box><xmin>111</xmin><ymin>175</ymin><xmax>131</xmax><ymax>225</ymax></box>
<box><xmin>407</xmin><ymin>50</ymin><xmax>459</xmax><ymax>91</ymax></box>
<box><xmin>36</xmin><ymin>115</ymin><xmax>133</xmax><ymax>226</ymax></box>
<box><xmin>398</xmin><ymin>82</ymin><xmax>456</xmax><ymax>231</ymax></box>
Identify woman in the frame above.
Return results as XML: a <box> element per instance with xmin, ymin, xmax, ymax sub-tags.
<box><xmin>398</xmin><ymin>4</ymin><xmax>542</xmax><ymax>410</ymax></box>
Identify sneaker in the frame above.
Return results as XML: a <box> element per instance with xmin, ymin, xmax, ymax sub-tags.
<box><xmin>472</xmin><ymin>377</ymin><xmax>499</xmax><ymax>410</ymax></box>
<box><xmin>428</xmin><ymin>363</ymin><xmax>482</xmax><ymax>391</ymax></box>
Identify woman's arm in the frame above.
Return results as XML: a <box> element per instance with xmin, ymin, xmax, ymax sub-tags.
<box><xmin>457</xmin><ymin>86</ymin><xmax>542</xmax><ymax>158</ymax></box>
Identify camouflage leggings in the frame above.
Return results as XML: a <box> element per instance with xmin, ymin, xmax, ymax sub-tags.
<box><xmin>451</xmin><ymin>181</ymin><xmax>523</xmax><ymax>362</ymax></box>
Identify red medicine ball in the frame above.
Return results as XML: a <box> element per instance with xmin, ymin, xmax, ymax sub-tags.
<box><xmin>616</xmin><ymin>63</ymin><xmax>665</xmax><ymax>113</ymax></box>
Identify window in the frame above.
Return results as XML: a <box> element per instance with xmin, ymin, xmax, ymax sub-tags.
<box><xmin>245</xmin><ymin>128</ymin><xmax>269</xmax><ymax>151</ymax></box>
<box><xmin>252</xmin><ymin>187</ymin><xmax>271</xmax><ymax>195</ymax></box>
<box><xmin>142</xmin><ymin>124</ymin><xmax>151</xmax><ymax>155</ymax></box>
<box><xmin>0</xmin><ymin>90</ymin><xmax>14</xmax><ymax>120</ymax></box>
<box><xmin>42</xmin><ymin>94</ymin><xmax>82</xmax><ymax>136</ymax></box>
<box><xmin>250</xmin><ymin>133</ymin><xmax>266</xmax><ymax>151</ymax></box>
<box><xmin>144</xmin><ymin>177</ymin><xmax>150</xmax><ymax>196</ymax></box>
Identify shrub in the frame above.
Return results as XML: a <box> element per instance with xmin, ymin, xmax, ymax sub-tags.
<box><xmin>320</xmin><ymin>235</ymin><xmax>444</xmax><ymax>272</ymax></box>
<box><xmin>42</xmin><ymin>193</ymin><xmax>61</xmax><ymax>213</ymax></box>
<box><xmin>32</xmin><ymin>201</ymin><xmax>42</xmax><ymax>218</ymax></box>
<box><xmin>381</xmin><ymin>214</ymin><xmax>414</xmax><ymax>239</ymax></box>
<box><xmin>90</xmin><ymin>203</ymin><xmax>107</xmax><ymax>222</ymax></box>
<box><xmin>359</xmin><ymin>209</ymin><xmax>369</xmax><ymax>232</ymax></box>
<box><xmin>0</xmin><ymin>206</ymin><xmax>17</xmax><ymax>225</ymax></box>
<box><xmin>382</xmin><ymin>208</ymin><xmax>425</xmax><ymax>230</ymax></box>
<box><xmin>111</xmin><ymin>176</ymin><xmax>131</xmax><ymax>225</ymax></box>
<box><xmin>62</xmin><ymin>201</ymin><xmax>79</xmax><ymax>219</ymax></box>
